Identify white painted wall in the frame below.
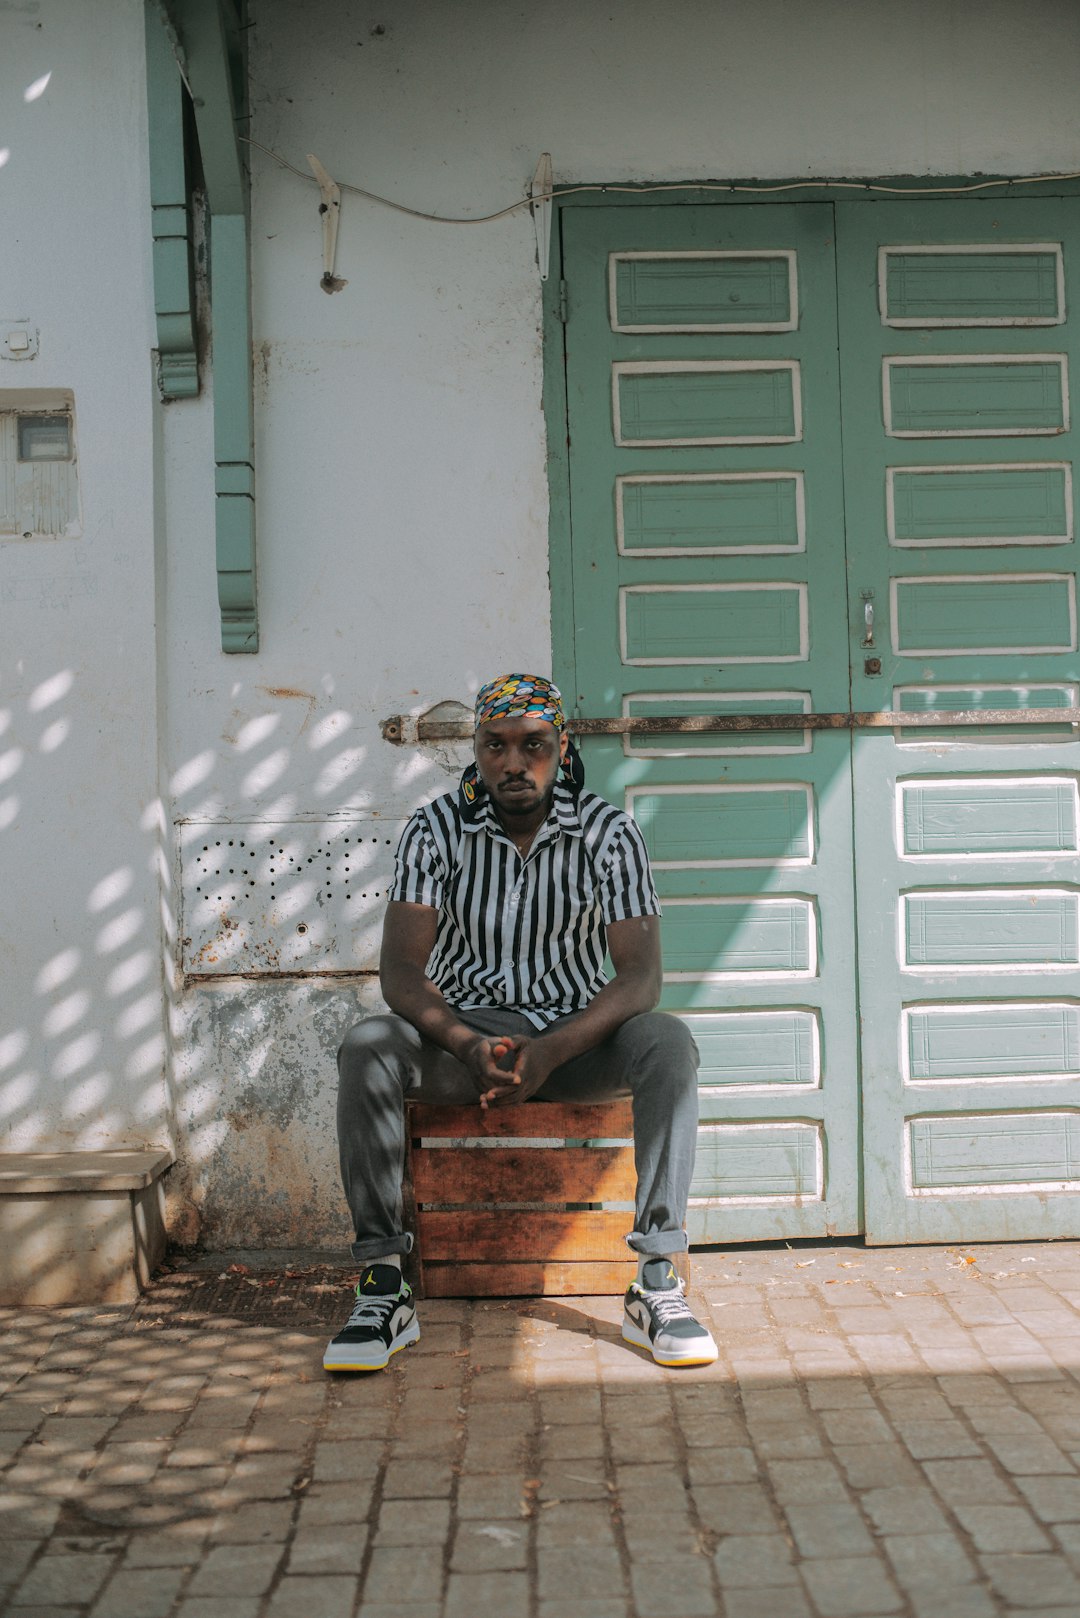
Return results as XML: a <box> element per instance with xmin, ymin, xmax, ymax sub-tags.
<box><xmin>168</xmin><ymin>0</ymin><xmax>1080</xmax><ymax>1246</ymax></box>
<box><xmin>0</xmin><ymin>1</ymin><xmax>165</xmax><ymax>1165</ymax></box>
<box><xmin>227</xmin><ymin>0</ymin><xmax>1080</xmax><ymax>818</ymax></box>
<box><xmin>6</xmin><ymin>0</ymin><xmax>1080</xmax><ymax>1246</ymax></box>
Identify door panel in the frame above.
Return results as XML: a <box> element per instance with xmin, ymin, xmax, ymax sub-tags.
<box><xmin>560</xmin><ymin>204</ymin><xmax>860</xmax><ymax>1241</ymax></box>
<box><xmin>558</xmin><ymin>193</ymin><xmax>1080</xmax><ymax>1246</ymax></box>
<box><xmin>837</xmin><ymin>198</ymin><xmax>1080</xmax><ymax>1243</ymax></box>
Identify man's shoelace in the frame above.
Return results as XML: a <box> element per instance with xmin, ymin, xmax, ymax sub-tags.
<box><xmin>638</xmin><ymin>1286</ymin><xmax>695</xmax><ymax>1327</ymax></box>
<box><xmin>344</xmin><ymin>1293</ymin><xmax>398</xmax><ymax>1329</ymax></box>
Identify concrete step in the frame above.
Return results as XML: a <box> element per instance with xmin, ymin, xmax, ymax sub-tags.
<box><xmin>0</xmin><ymin>1147</ymin><xmax>174</xmax><ymax>1305</ymax></box>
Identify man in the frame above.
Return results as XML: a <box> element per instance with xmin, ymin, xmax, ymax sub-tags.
<box><xmin>326</xmin><ymin>673</ymin><xmax>716</xmax><ymax>1372</ymax></box>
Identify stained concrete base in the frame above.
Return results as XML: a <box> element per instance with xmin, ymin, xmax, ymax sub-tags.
<box><xmin>0</xmin><ymin>1149</ymin><xmax>174</xmax><ymax>1305</ymax></box>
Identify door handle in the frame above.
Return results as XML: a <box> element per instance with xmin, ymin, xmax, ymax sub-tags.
<box><xmin>860</xmin><ymin>590</ymin><xmax>875</xmax><ymax>648</ymax></box>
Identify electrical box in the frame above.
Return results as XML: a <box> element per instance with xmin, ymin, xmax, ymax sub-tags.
<box><xmin>0</xmin><ymin>390</ymin><xmax>80</xmax><ymax>539</ymax></box>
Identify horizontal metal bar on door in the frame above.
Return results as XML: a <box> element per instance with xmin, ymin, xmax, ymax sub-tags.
<box><xmin>382</xmin><ymin>709</ymin><xmax>1080</xmax><ymax>743</ymax></box>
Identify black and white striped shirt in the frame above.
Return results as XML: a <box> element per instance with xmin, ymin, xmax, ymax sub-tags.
<box><xmin>388</xmin><ymin>782</ymin><xmax>660</xmax><ymax>1028</ymax></box>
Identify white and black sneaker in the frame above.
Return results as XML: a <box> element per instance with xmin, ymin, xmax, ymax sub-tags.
<box><xmin>323</xmin><ymin>1264</ymin><xmax>420</xmax><ymax>1373</ymax></box>
<box><xmin>623</xmin><ymin>1257</ymin><xmax>718</xmax><ymax>1367</ymax></box>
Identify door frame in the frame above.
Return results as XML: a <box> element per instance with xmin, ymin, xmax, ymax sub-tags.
<box><xmin>543</xmin><ymin>176</ymin><xmax>1080</xmax><ymax>1243</ymax></box>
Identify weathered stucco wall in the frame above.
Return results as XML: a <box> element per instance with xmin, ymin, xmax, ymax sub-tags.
<box><xmin>0</xmin><ymin>0</ymin><xmax>166</xmax><ymax>1163</ymax></box>
<box><xmin>5</xmin><ymin>0</ymin><xmax>1080</xmax><ymax>1251</ymax></box>
<box><xmin>166</xmin><ymin>0</ymin><xmax>1080</xmax><ymax>1250</ymax></box>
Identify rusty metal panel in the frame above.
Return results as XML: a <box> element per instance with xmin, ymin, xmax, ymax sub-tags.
<box><xmin>387</xmin><ymin>708</ymin><xmax>1080</xmax><ymax>741</ymax></box>
<box><xmin>178</xmin><ymin>816</ymin><xmax>405</xmax><ymax>975</ymax></box>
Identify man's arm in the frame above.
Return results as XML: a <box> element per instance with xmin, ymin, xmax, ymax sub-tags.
<box><xmin>380</xmin><ymin>900</ymin><xmax>511</xmax><ymax>1094</ymax></box>
<box><xmin>535</xmin><ymin>913</ymin><xmax>662</xmax><ymax>1065</ymax></box>
<box><xmin>480</xmin><ymin>913</ymin><xmax>662</xmax><ymax>1105</ymax></box>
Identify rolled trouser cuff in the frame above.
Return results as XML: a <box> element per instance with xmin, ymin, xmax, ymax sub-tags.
<box><xmin>626</xmin><ymin>1228</ymin><xmax>689</xmax><ymax>1256</ymax></box>
<box><xmin>350</xmin><ymin>1232</ymin><xmax>414</xmax><ymax>1262</ymax></box>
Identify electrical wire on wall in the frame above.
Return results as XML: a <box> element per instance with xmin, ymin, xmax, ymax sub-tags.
<box><xmin>242</xmin><ymin>136</ymin><xmax>1080</xmax><ymax>226</ymax></box>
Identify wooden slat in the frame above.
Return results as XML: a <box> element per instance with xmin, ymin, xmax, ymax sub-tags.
<box><xmin>421</xmin><ymin>1259</ymin><xmax>636</xmax><ymax>1297</ymax></box>
<box><xmin>407</xmin><ymin>1099</ymin><xmax>634</xmax><ymax>1139</ymax></box>
<box><xmin>411</xmin><ymin>1145</ymin><xmax>635</xmax><ymax>1204</ymax></box>
<box><xmin>416</xmin><ymin>1208</ymin><xmax>631</xmax><ymax>1261</ymax></box>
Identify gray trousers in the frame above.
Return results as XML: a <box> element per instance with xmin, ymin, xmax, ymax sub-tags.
<box><xmin>336</xmin><ymin>1007</ymin><xmax>700</xmax><ymax>1263</ymax></box>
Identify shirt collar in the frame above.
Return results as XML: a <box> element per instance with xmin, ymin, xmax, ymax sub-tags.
<box><xmin>462</xmin><ymin>779</ymin><xmax>584</xmax><ymax>841</ymax></box>
<box><xmin>551</xmin><ymin>779</ymin><xmax>584</xmax><ymax>835</ymax></box>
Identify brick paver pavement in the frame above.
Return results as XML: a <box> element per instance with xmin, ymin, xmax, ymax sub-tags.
<box><xmin>3</xmin><ymin>1242</ymin><xmax>1080</xmax><ymax>1617</ymax></box>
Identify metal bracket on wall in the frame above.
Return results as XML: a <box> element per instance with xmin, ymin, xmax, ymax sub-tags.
<box><xmin>381</xmin><ymin>708</ymin><xmax>1080</xmax><ymax>743</ymax></box>
<box><xmin>531</xmin><ymin>153</ymin><xmax>553</xmax><ymax>281</ymax></box>
<box><xmin>153</xmin><ymin>0</ymin><xmax>258</xmax><ymax>653</ymax></box>
<box><xmin>308</xmin><ymin>153</ymin><xmax>347</xmax><ymax>293</ymax></box>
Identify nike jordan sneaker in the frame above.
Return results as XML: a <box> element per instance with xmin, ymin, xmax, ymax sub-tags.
<box><xmin>622</xmin><ymin>1257</ymin><xmax>718</xmax><ymax>1367</ymax></box>
<box><xmin>323</xmin><ymin>1264</ymin><xmax>420</xmax><ymax>1372</ymax></box>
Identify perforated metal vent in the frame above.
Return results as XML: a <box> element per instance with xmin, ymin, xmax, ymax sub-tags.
<box><xmin>179</xmin><ymin>817</ymin><xmax>406</xmax><ymax>975</ymax></box>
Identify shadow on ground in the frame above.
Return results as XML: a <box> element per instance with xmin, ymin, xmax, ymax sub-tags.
<box><xmin>3</xmin><ymin>1243</ymin><xmax>1080</xmax><ymax>1617</ymax></box>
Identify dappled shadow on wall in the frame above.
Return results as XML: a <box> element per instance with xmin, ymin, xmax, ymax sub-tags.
<box><xmin>0</xmin><ymin>664</ymin><xmax>482</xmax><ymax>1270</ymax></box>
<box><xmin>1</xmin><ymin>652</ymin><xmax>829</xmax><ymax>1277</ymax></box>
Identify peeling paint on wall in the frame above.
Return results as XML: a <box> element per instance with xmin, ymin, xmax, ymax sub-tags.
<box><xmin>169</xmin><ymin>977</ymin><xmax>384</xmax><ymax>1249</ymax></box>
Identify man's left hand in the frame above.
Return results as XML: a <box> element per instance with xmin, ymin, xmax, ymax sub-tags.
<box><xmin>479</xmin><ymin>1036</ymin><xmax>556</xmax><ymax>1109</ymax></box>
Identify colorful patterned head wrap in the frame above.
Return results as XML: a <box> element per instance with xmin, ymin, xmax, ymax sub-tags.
<box><xmin>474</xmin><ymin>673</ymin><xmax>566</xmax><ymax>731</ymax></box>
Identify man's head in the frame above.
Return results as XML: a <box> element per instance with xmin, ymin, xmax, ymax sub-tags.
<box><xmin>472</xmin><ymin>673</ymin><xmax>569</xmax><ymax>823</ymax></box>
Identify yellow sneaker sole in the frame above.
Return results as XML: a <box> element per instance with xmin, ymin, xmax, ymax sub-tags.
<box><xmin>323</xmin><ymin>1321</ymin><xmax>420</xmax><ymax>1373</ymax></box>
<box><xmin>622</xmin><ymin>1318</ymin><xmax>717</xmax><ymax>1367</ymax></box>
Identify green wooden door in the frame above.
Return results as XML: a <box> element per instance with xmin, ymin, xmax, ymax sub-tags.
<box><xmin>837</xmin><ymin>198</ymin><xmax>1080</xmax><ymax>1242</ymax></box>
<box><xmin>558</xmin><ymin>192</ymin><xmax>1080</xmax><ymax>1246</ymax></box>
<box><xmin>559</xmin><ymin>205</ymin><xmax>861</xmax><ymax>1241</ymax></box>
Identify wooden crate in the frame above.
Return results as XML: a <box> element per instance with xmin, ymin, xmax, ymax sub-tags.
<box><xmin>405</xmin><ymin>1097</ymin><xmax>637</xmax><ymax>1297</ymax></box>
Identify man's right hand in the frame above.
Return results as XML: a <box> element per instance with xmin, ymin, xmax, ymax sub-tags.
<box><xmin>459</xmin><ymin>1033</ymin><xmax>524</xmax><ymax>1100</ymax></box>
